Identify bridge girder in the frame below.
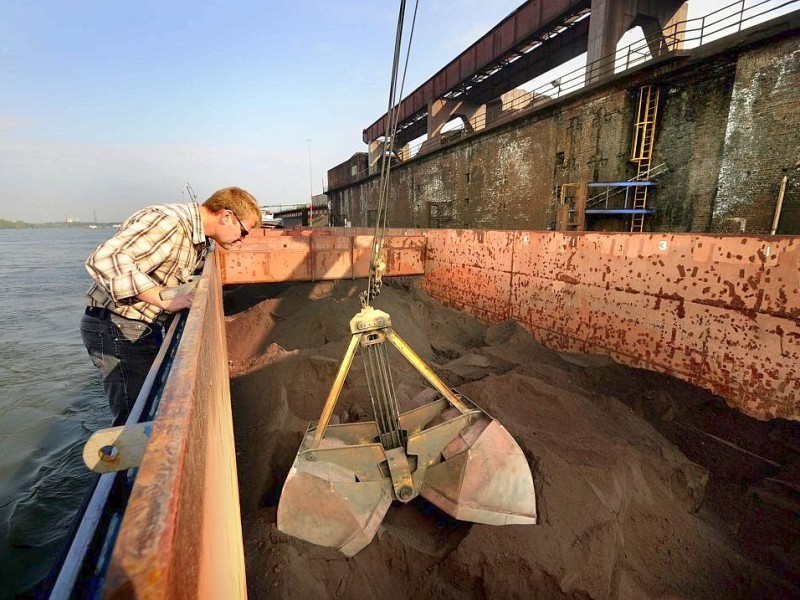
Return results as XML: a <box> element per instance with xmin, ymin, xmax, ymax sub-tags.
<box><xmin>363</xmin><ymin>0</ymin><xmax>686</xmax><ymax>150</ymax></box>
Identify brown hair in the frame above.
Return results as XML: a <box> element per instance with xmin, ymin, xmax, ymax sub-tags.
<box><xmin>202</xmin><ymin>187</ymin><xmax>262</xmax><ymax>226</ymax></box>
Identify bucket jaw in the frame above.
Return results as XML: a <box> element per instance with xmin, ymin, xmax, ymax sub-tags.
<box><xmin>278</xmin><ymin>437</ymin><xmax>393</xmax><ymax>556</ymax></box>
<box><xmin>417</xmin><ymin>418</ymin><xmax>537</xmax><ymax>525</ymax></box>
<box><xmin>277</xmin><ymin>307</ymin><xmax>537</xmax><ymax>556</ymax></box>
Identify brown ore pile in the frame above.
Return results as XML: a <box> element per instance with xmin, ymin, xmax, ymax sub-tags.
<box><xmin>226</xmin><ymin>280</ymin><xmax>799</xmax><ymax>599</ymax></box>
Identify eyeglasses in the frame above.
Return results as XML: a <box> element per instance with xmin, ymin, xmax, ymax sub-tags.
<box><xmin>230</xmin><ymin>211</ymin><xmax>249</xmax><ymax>239</ymax></box>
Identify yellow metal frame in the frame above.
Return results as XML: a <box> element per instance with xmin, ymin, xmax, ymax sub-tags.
<box><xmin>630</xmin><ymin>85</ymin><xmax>660</xmax><ymax>232</ymax></box>
<box><xmin>311</xmin><ymin>306</ymin><xmax>471</xmax><ymax>451</ymax></box>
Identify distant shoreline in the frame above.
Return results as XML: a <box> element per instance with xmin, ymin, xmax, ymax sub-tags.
<box><xmin>0</xmin><ymin>220</ymin><xmax>118</xmax><ymax>230</ymax></box>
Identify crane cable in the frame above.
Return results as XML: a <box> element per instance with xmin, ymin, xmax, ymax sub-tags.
<box><xmin>361</xmin><ymin>0</ymin><xmax>420</xmax><ymax>308</ymax></box>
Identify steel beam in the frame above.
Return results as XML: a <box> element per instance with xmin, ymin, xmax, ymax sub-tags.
<box><xmin>363</xmin><ymin>0</ymin><xmax>591</xmax><ymax>145</ymax></box>
<box><xmin>218</xmin><ymin>229</ymin><xmax>426</xmax><ymax>285</ymax></box>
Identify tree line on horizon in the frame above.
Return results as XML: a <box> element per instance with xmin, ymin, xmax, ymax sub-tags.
<box><xmin>0</xmin><ymin>219</ymin><xmax>115</xmax><ymax>229</ymax></box>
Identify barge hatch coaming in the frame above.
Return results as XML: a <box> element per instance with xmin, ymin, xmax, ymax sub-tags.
<box><xmin>103</xmin><ymin>226</ymin><xmax>798</xmax><ymax>596</ymax></box>
<box><xmin>223</xmin><ymin>228</ymin><xmax>800</xmax><ymax>422</ymax></box>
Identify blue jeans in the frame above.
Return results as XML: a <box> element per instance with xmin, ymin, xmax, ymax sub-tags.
<box><xmin>80</xmin><ymin>312</ymin><xmax>164</xmax><ymax>425</ymax></box>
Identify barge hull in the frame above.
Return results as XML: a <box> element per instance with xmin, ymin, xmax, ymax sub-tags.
<box><xmin>104</xmin><ymin>227</ymin><xmax>798</xmax><ymax>597</ymax></box>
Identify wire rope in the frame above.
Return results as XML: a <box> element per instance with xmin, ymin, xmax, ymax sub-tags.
<box><xmin>362</xmin><ymin>0</ymin><xmax>420</xmax><ymax>307</ymax></box>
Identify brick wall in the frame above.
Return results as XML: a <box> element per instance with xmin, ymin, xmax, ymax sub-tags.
<box><xmin>328</xmin><ymin>28</ymin><xmax>799</xmax><ymax>235</ymax></box>
<box><xmin>327</xmin><ymin>153</ymin><xmax>368</xmax><ymax>195</ymax></box>
<box><xmin>713</xmin><ymin>37</ymin><xmax>800</xmax><ymax>234</ymax></box>
<box><xmin>655</xmin><ymin>58</ymin><xmax>736</xmax><ymax>232</ymax></box>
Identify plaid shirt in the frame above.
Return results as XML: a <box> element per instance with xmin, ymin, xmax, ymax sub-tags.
<box><xmin>85</xmin><ymin>202</ymin><xmax>207</xmax><ymax>324</ymax></box>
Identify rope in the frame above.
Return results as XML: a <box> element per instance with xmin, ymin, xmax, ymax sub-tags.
<box><xmin>361</xmin><ymin>0</ymin><xmax>420</xmax><ymax>307</ymax></box>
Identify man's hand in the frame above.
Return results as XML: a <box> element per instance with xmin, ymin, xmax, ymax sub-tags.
<box><xmin>161</xmin><ymin>292</ymin><xmax>194</xmax><ymax>313</ymax></box>
<box><xmin>136</xmin><ymin>287</ymin><xmax>194</xmax><ymax>313</ymax></box>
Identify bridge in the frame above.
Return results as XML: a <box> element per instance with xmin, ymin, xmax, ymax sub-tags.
<box><xmin>362</xmin><ymin>0</ymin><xmax>687</xmax><ymax>161</ymax></box>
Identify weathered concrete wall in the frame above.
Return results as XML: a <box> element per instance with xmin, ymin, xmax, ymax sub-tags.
<box><xmin>712</xmin><ymin>36</ymin><xmax>800</xmax><ymax>234</ymax></box>
<box><xmin>653</xmin><ymin>58</ymin><xmax>736</xmax><ymax>232</ymax></box>
<box><xmin>335</xmin><ymin>90</ymin><xmax>632</xmax><ymax>231</ymax></box>
<box><xmin>330</xmin><ymin>25</ymin><xmax>800</xmax><ymax>235</ymax></box>
<box><xmin>328</xmin><ymin>152</ymin><xmax>368</xmax><ymax>192</ymax></box>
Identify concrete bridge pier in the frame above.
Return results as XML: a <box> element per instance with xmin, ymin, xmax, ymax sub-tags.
<box><xmin>368</xmin><ymin>139</ymin><xmax>383</xmax><ymax>175</ymax></box>
<box><xmin>587</xmin><ymin>0</ymin><xmax>688</xmax><ymax>82</ymax></box>
<box><xmin>417</xmin><ymin>98</ymin><xmax>488</xmax><ymax>154</ymax></box>
<box><xmin>428</xmin><ymin>98</ymin><xmax>487</xmax><ymax>138</ymax></box>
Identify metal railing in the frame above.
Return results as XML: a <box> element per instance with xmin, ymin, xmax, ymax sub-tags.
<box><xmin>348</xmin><ymin>0</ymin><xmax>797</xmax><ymax>175</ymax></box>
<box><xmin>584</xmin><ymin>162</ymin><xmax>669</xmax><ymax>209</ymax></box>
<box><xmin>44</xmin><ymin>313</ymin><xmax>188</xmax><ymax>598</ymax></box>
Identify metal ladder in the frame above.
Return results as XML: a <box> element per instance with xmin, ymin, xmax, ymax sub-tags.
<box><xmin>630</xmin><ymin>85</ymin><xmax>660</xmax><ymax>232</ymax></box>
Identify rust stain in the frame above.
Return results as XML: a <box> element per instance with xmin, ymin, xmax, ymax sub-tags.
<box><xmin>421</xmin><ymin>229</ymin><xmax>800</xmax><ymax>422</ymax></box>
<box><xmin>558</xmin><ymin>274</ymin><xmax>580</xmax><ymax>285</ymax></box>
<box><xmin>107</xmin><ymin>253</ymin><xmax>246</xmax><ymax>598</ymax></box>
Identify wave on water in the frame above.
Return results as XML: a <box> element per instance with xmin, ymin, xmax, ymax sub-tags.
<box><xmin>0</xmin><ymin>228</ymin><xmax>109</xmax><ymax>596</ymax></box>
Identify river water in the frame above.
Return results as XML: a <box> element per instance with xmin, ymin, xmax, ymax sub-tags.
<box><xmin>0</xmin><ymin>228</ymin><xmax>109</xmax><ymax>597</ymax></box>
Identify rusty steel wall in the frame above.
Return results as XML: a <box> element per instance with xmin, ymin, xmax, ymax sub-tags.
<box><xmin>218</xmin><ymin>228</ymin><xmax>425</xmax><ymax>285</ymax></box>
<box><xmin>421</xmin><ymin>229</ymin><xmax>800</xmax><ymax>421</ymax></box>
<box><xmin>105</xmin><ymin>252</ymin><xmax>246</xmax><ymax>598</ymax></box>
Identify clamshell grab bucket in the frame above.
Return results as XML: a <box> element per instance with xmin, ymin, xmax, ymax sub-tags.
<box><xmin>277</xmin><ymin>307</ymin><xmax>537</xmax><ymax>556</ymax></box>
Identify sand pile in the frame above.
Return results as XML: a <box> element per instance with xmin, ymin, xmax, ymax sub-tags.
<box><xmin>226</xmin><ymin>281</ymin><xmax>796</xmax><ymax>599</ymax></box>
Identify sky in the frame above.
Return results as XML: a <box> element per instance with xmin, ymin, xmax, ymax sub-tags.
<box><xmin>0</xmin><ymin>0</ymin><xmax>780</xmax><ymax>222</ymax></box>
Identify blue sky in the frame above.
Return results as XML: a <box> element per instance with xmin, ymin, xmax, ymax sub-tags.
<box><xmin>0</xmin><ymin>0</ymin><xmax>765</xmax><ymax>222</ymax></box>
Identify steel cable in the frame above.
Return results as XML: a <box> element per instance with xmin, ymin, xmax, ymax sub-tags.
<box><xmin>363</xmin><ymin>0</ymin><xmax>420</xmax><ymax>306</ymax></box>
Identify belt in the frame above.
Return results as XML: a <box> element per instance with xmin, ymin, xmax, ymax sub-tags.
<box><xmin>85</xmin><ymin>305</ymin><xmax>169</xmax><ymax>327</ymax></box>
<box><xmin>85</xmin><ymin>306</ymin><xmax>116</xmax><ymax>320</ymax></box>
